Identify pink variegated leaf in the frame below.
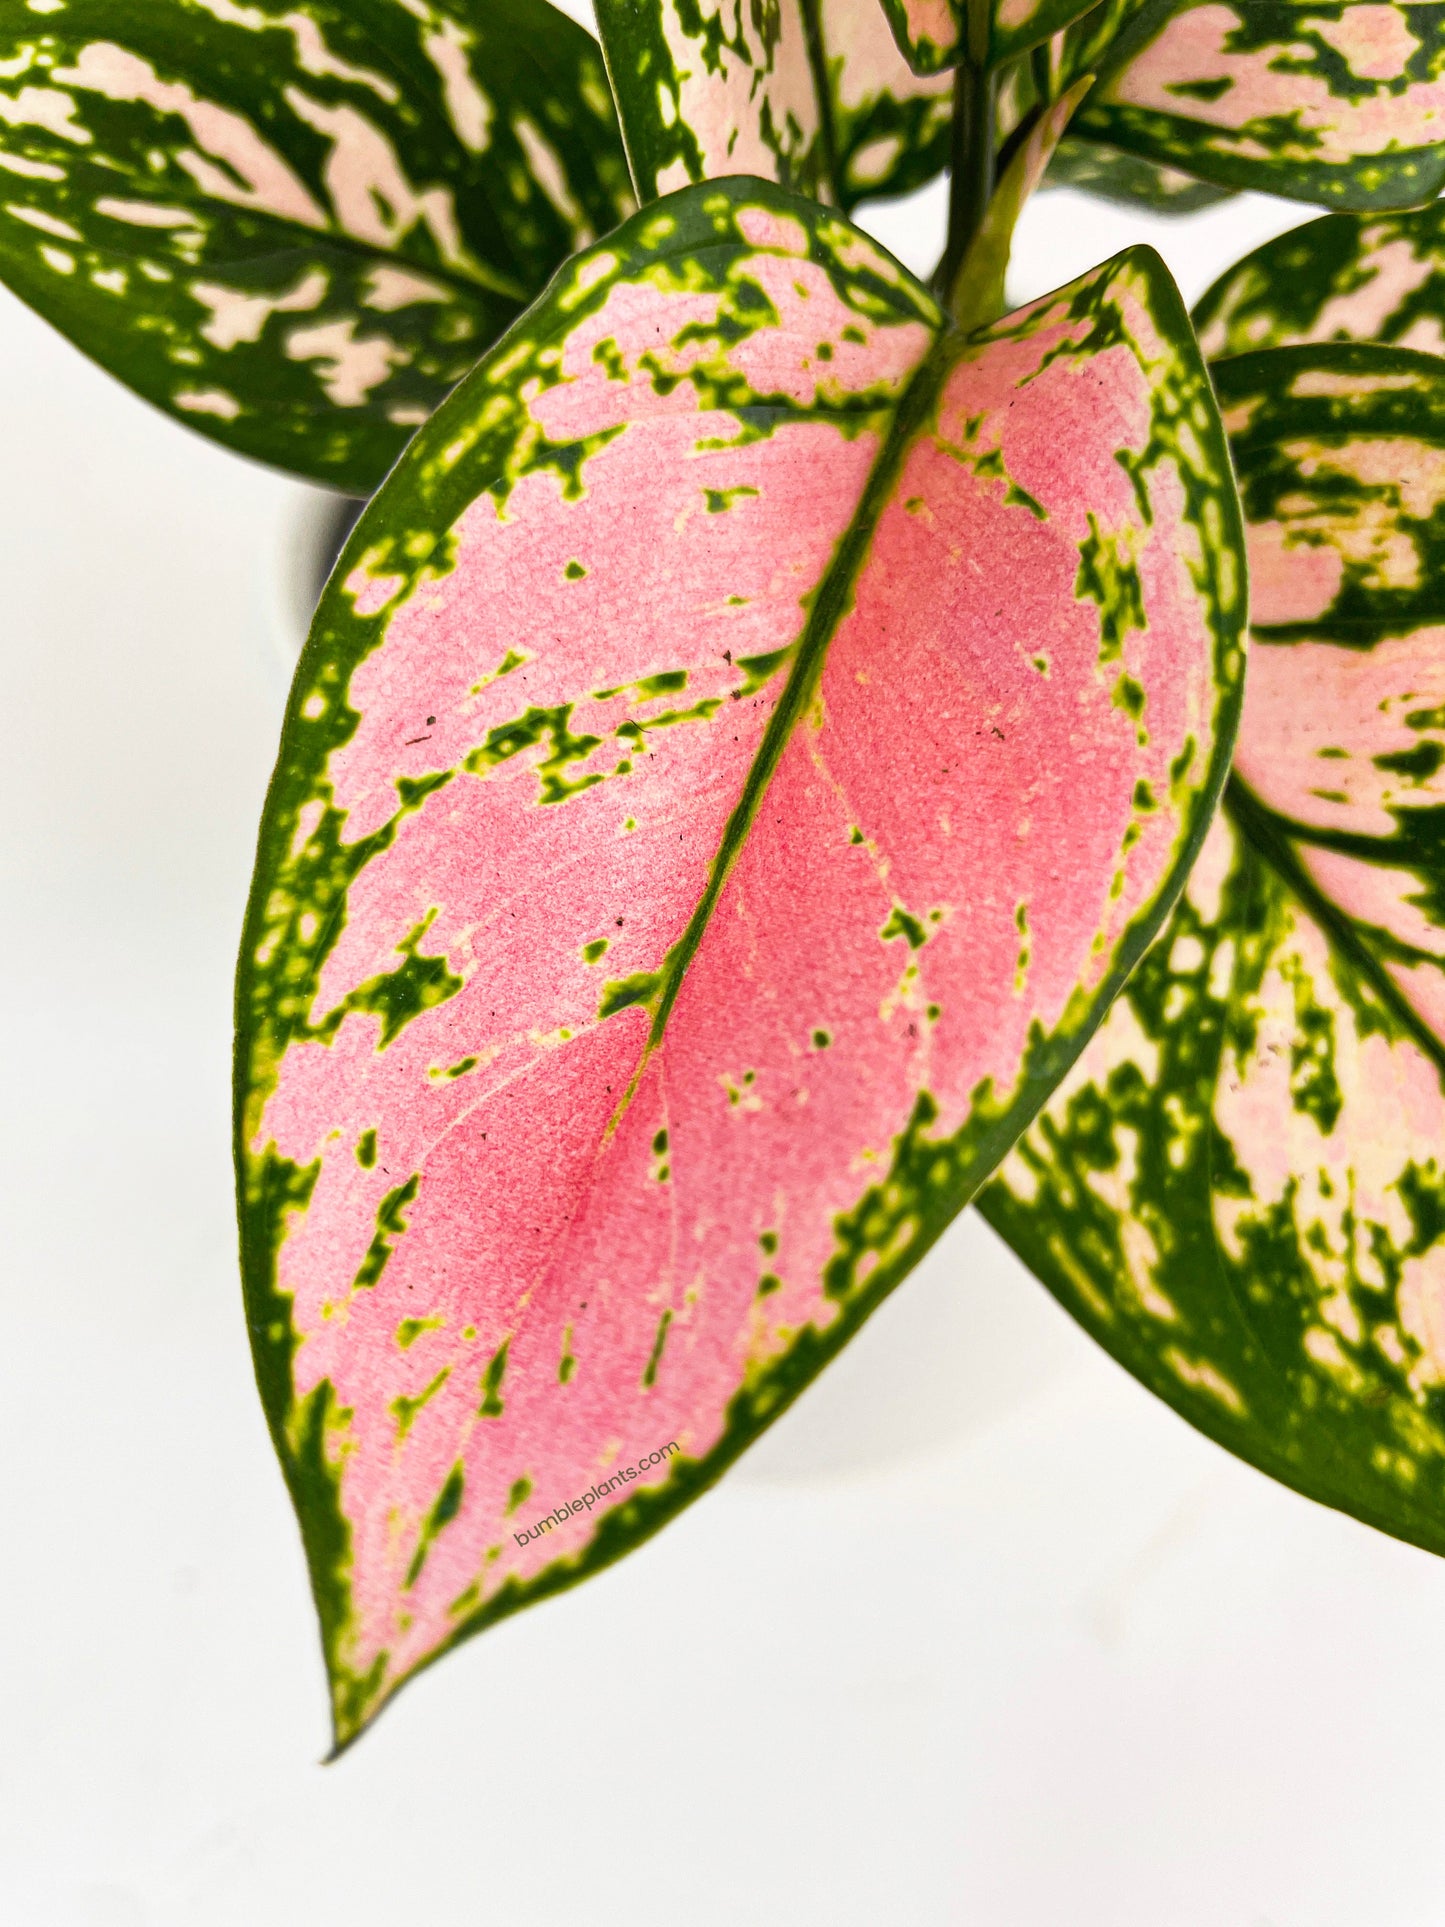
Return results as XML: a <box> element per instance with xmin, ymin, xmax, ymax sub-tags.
<box><xmin>1194</xmin><ymin>201</ymin><xmax>1445</xmax><ymax>359</ymax></box>
<box><xmin>0</xmin><ymin>0</ymin><xmax>634</xmax><ymax>492</ymax></box>
<box><xmin>595</xmin><ymin>0</ymin><xmax>829</xmax><ymax>201</ymax></box>
<box><xmin>876</xmin><ymin>0</ymin><xmax>964</xmax><ymax>75</ymax></box>
<box><xmin>236</xmin><ymin>177</ymin><xmax>1245</xmax><ymax>1747</ymax></box>
<box><xmin>819</xmin><ymin>0</ymin><xmax>955</xmax><ymax>206</ymax></box>
<box><xmin>981</xmin><ymin>345</ymin><xmax>1445</xmax><ymax>1561</ymax></box>
<box><xmin>1046</xmin><ymin>136</ymin><xmax>1236</xmax><ymax>213</ymax></box>
<box><xmin>1031</xmin><ymin>0</ymin><xmax>1242</xmax><ymax>211</ymax></box>
<box><xmin>595</xmin><ymin>0</ymin><xmax>954</xmax><ymax>209</ymax></box>
<box><xmin>1075</xmin><ymin>1</ymin><xmax>1445</xmax><ymax>211</ymax></box>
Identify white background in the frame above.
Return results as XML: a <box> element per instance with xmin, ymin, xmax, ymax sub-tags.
<box><xmin>4</xmin><ymin>49</ymin><xmax>1445</xmax><ymax>1926</ymax></box>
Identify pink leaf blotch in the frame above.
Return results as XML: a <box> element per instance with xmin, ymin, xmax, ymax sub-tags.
<box><xmin>1079</xmin><ymin>0</ymin><xmax>1445</xmax><ymax>210</ymax></box>
<box><xmin>236</xmin><ymin>177</ymin><xmax>1245</xmax><ymax>1747</ymax></box>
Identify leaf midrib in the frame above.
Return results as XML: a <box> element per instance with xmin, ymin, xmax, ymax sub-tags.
<box><xmin>600</xmin><ymin>323</ymin><xmax>958</xmax><ymax>1139</ymax></box>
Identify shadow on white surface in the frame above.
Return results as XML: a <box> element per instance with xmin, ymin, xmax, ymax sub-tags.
<box><xmin>736</xmin><ymin>1208</ymin><xmax>1091</xmax><ymax>1483</ymax></box>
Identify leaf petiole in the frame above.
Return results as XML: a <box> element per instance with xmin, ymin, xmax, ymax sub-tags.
<box><xmin>949</xmin><ymin>76</ymin><xmax>1093</xmax><ymax>333</ymax></box>
<box><xmin>937</xmin><ymin>56</ymin><xmax>997</xmax><ymax>312</ymax></box>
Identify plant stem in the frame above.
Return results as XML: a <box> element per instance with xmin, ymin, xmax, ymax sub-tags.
<box><xmin>937</xmin><ymin>57</ymin><xmax>997</xmax><ymax>316</ymax></box>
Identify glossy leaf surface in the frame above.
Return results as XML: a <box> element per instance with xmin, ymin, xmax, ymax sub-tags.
<box><xmin>982</xmin><ymin>344</ymin><xmax>1445</xmax><ymax>1559</ymax></box>
<box><xmin>1196</xmin><ymin>202</ymin><xmax>1445</xmax><ymax>360</ymax></box>
<box><xmin>1075</xmin><ymin>1</ymin><xmax>1445</xmax><ymax>211</ymax></box>
<box><xmin>0</xmin><ymin>0</ymin><xmax>632</xmax><ymax>491</ymax></box>
<box><xmin>595</xmin><ymin>0</ymin><xmax>952</xmax><ymax>209</ymax></box>
<box><xmin>236</xmin><ymin>177</ymin><xmax>1245</xmax><ymax>1746</ymax></box>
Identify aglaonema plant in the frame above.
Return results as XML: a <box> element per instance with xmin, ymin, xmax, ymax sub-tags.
<box><xmin>5</xmin><ymin>0</ymin><xmax>1445</xmax><ymax>1751</ymax></box>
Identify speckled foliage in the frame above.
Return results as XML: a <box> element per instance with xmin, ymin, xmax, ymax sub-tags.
<box><xmin>814</xmin><ymin>0</ymin><xmax>954</xmax><ymax>205</ymax></box>
<box><xmin>0</xmin><ymin>0</ymin><xmax>633</xmax><ymax>490</ymax></box>
<box><xmin>595</xmin><ymin>0</ymin><xmax>953</xmax><ymax>210</ymax></box>
<box><xmin>1075</xmin><ymin>1</ymin><xmax>1445</xmax><ymax>210</ymax></box>
<box><xmin>1017</xmin><ymin>4</ymin><xmax>1241</xmax><ymax>217</ymax></box>
<box><xmin>983</xmin><ymin>342</ymin><xmax>1445</xmax><ymax>1556</ymax></box>
<box><xmin>234</xmin><ymin>176</ymin><xmax>1244</xmax><ymax>1745</ymax></box>
<box><xmin>1196</xmin><ymin>200</ymin><xmax>1445</xmax><ymax>359</ymax></box>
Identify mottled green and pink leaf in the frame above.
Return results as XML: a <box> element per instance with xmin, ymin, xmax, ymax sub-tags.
<box><xmin>0</xmin><ymin>0</ymin><xmax>633</xmax><ymax>490</ymax></box>
<box><xmin>1075</xmin><ymin>1</ymin><xmax>1445</xmax><ymax>211</ymax></box>
<box><xmin>595</xmin><ymin>0</ymin><xmax>954</xmax><ymax>209</ymax></box>
<box><xmin>596</xmin><ymin>0</ymin><xmax>829</xmax><ymax>202</ymax></box>
<box><xmin>819</xmin><ymin>0</ymin><xmax>954</xmax><ymax>205</ymax></box>
<box><xmin>1196</xmin><ymin>201</ymin><xmax>1445</xmax><ymax>360</ymax></box>
<box><xmin>982</xmin><ymin>343</ymin><xmax>1445</xmax><ymax>1557</ymax></box>
<box><xmin>235</xmin><ymin>176</ymin><xmax>1245</xmax><ymax>1746</ymax></box>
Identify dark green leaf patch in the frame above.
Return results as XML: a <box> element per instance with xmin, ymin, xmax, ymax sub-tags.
<box><xmin>405</xmin><ymin>1461</ymin><xmax>466</xmax><ymax>1589</ymax></box>
<box><xmin>352</xmin><ymin>1173</ymin><xmax>421</xmax><ymax>1291</ymax></box>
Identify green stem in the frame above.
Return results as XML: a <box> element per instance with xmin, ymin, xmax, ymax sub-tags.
<box><xmin>937</xmin><ymin>57</ymin><xmax>997</xmax><ymax>315</ymax></box>
<box><xmin>797</xmin><ymin>0</ymin><xmax>842</xmax><ymax>206</ymax></box>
